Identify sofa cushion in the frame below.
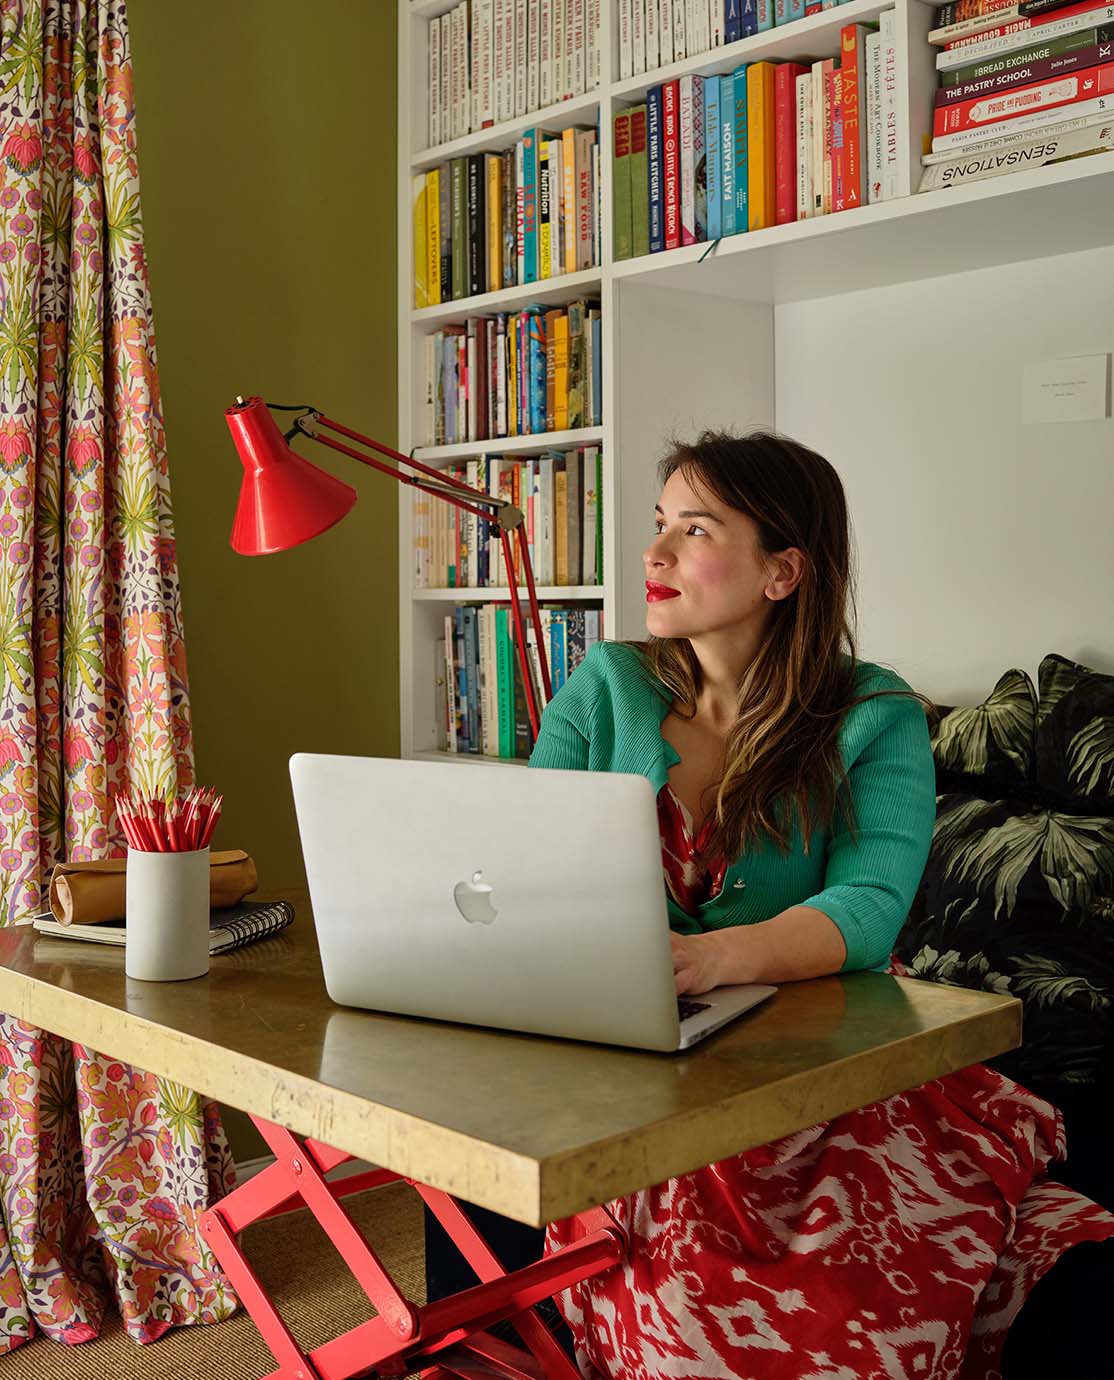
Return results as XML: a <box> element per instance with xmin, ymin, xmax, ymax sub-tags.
<box><xmin>931</xmin><ymin>667</ymin><xmax>1038</xmax><ymax>790</ymax></box>
<box><xmin>891</xmin><ymin>807</ymin><xmax>1114</xmax><ymax>1093</ymax></box>
<box><xmin>1035</xmin><ymin>653</ymin><xmax>1114</xmax><ymax>808</ymax></box>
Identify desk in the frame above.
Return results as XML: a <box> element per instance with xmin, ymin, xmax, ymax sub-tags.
<box><xmin>0</xmin><ymin>897</ymin><xmax>1022</xmax><ymax>1379</ymax></box>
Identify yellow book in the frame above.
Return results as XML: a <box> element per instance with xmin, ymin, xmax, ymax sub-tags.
<box><xmin>538</xmin><ymin>139</ymin><xmax>551</xmax><ymax>282</ymax></box>
<box><xmin>554</xmin><ymin>463</ymin><xmax>569</xmax><ymax>586</ymax></box>
<box><xmin>508</xmin><ymin>320</ymin><xmax>518</xmax><ymax>437</ymax></box>
<box><xmin>412</xmin><ymin>174</ymin><xmax>429</xmax><ymax>310</ymax></box>
<box><xmin>553</xmin><ymin>312</ymin><xmax>569</xmax><ymax>432</ymax></box>
<box><xmin>425</xmin><ymin>169</ymin><xmax>441</xmax><ymax>307</ymax></box>
<box><xmin>562</xmin><ymin>127</ymin><xmax>577</xmax><ymax>276</ymax></box>
<box><xmin>486</xmin><ymin>153</ymin><xmax>502</xmax><ymax>294</ymax></box>
<box><xmin>747</xmin><ymin>63</ymin><xmax>777</xmax><ymax>232</ymax></box>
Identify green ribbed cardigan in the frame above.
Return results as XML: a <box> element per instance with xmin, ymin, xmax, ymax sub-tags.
<box><xmin>527</xmin><ymin>641</ymin><xmax>937</xmax><ymax>974</ymax></box>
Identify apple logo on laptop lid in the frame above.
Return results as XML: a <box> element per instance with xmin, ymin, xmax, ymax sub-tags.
<box><xmin>453</xmin><ymin>869</ymin><xmax>498</xmax><ymax>926</ymax></box>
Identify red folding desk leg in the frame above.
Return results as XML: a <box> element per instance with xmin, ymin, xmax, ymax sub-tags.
<box><xmin>199</xmin><ymin>1116</ymin><xmax>627</xmax><ymax>1380</ymax></box>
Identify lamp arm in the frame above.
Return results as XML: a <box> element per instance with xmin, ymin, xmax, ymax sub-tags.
<box><xmin>292</xmin><ymin>409</ymin><xmax>552</xmax><ymax>740</ymax></box>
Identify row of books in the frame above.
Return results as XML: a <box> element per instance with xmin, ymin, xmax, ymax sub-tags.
<box><xmin>613</xmin><ymin>22</ymin><xmax>898</xmax><ymax>255</ymax></box>
<box><xmin>919</xmin><ymin>0</ymin><xmax>1114</xmax><ymax>190</ymax></box>
<box><xmin>415</xmin><ymin>446</ymin><xmax>604</xmax><ymax>590</ymax></box>
<box><xmin>423</xmin><ymin>300</ymin><xmax>603</xmax><ymax>447</ymax></box>
<box><xmin>619</xmin><ymin>0</ymin><xmax>861</xmax><ymax>80</ymax></box>
<box><xmin>412</xmin><ymin>124</ymin><xmax>600</xmax><ymax>309</ymax></box>
<box><xmin>439</xmin><ymin>604</ymin><xmax>603</xmax><ymax>758</ymax></box>
<box><xmin>427</xmin><ymin>0</ymin><xmax>602</xmax><ymax>149</ymax></box>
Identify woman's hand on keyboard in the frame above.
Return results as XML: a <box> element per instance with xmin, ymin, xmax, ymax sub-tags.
<box><xmin>671</xmin><ymin>931</ymin><xmax>727</xmax><ymax>996</ymax></box>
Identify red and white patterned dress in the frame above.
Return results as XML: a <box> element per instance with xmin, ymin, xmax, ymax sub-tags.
<box><xmin>545</xmin><ymin>784</ymin><xmax>1114</xmax><ymax>1380</ymax></box>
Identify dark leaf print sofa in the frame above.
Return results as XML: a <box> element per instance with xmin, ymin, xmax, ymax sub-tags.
<box><xmin>889</xmin><ymin>653</ymin><xmax>1114</xmax><ymax>1212</ymax></box>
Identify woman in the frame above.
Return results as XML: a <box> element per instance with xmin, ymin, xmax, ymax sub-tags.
<box><xmin>425</xmin><ymin>430</ymin><xmax>1114</xmax><ymax>1379</ymax></box>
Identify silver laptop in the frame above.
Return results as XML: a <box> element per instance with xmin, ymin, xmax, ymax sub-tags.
<box><xmin>289</xmin><ymin>753</ymin><xmax>777</xmax><ymax>1052</ymax></box>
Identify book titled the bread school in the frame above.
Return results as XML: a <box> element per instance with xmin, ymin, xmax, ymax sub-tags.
<box><xmin>32</xmin><ymin>899</ymin><xmax>295</xmax><ymax>955</ymax></box>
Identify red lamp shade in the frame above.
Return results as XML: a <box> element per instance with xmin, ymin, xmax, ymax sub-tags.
<box><xmin>225</xmin><ymin>396</ymin><xmax>357</xmax><ymax>555</ymax></box>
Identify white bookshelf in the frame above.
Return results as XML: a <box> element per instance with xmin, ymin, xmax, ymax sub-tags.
<box><xmin>397</xmin><ymin>0</ymin><xmax>1114</xmax><ymax>763</ymax></box>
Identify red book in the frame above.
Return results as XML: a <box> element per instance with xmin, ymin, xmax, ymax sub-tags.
<box><xmin>934</xmin><ymin>56</ymin><xmax>1114</xmax><ymax>132</ymax></box>
<box><xmin>662</xmin><ymin>79</ymin><xmax>681</xmax><ymax>250</ymax></box>
<box><xmin>841</xmin><ymin>25</ymin><xmax>870</xmax><ymax>211</ymax></box>
<box><xmin>774</xmin><ymin>63</ymin><xmax>808</xmax><ymax>225</ymax></box>
<box><xmin>946</xmin><ymin>0</ymin><xmax>1114</xmax><ymax>49</ymax></box>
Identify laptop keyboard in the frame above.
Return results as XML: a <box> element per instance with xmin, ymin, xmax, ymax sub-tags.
<box><xmin>677</xmin><ymin>997</ymin><xmax>712</xmax><ymax>1022</ymax></box>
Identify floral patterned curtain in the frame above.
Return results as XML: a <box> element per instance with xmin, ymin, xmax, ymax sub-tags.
<box><xmin>0</xmin><ymin>0</ymin><xmax>238</xmax><ymax>1350</ymax></box>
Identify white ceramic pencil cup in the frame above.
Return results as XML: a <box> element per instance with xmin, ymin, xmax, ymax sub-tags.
<box><xmin>125</xmin><ymin>847</ymin><xmax>211</xmax><ymax>981</ymax></box>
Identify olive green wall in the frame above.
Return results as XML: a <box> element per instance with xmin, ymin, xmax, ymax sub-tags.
<box><xmin>129</xmin><ymin>2</ymin><xmax>398</xmax><ymax>1160</ymax></box>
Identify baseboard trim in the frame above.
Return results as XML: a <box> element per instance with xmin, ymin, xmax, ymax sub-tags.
<box><xmin>234</xmin><ymin>1154</ymin><xmax>381</xmax><ymax>1185</ymax></box>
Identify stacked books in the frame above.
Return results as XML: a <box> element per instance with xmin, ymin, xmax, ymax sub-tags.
<box><xmin>619</xmin><ymin>0</ymin><xmax>863</xmax><ymax>79</ymax></box>
<box><xmin>439</xmin><ymin>604</ymin><xmax>603</xmax><ymax>757</ymax></box>
<box><xmin>920</xmin><ymin>0</ymin><xmax>1114</xmax><ymax>191</ymax></box>
<box><xmin>415</xmin><ymin>446</ymin><xmax>603</xmax><ymax>589</ymax></box>
<box><xmin>614</xmin><ymin>27</ymin><xmax>899</xmax><ymax>255</ymax></box>
<box><xmin>424</xmin><ymin>299</ymin><xmax>602</xmax><ymax>446</ymax></box>
<box><xmin>413</xmin><ymin>124</ymin><xmax>601</xmax><ymax>308</ymax></box>
<box><xmin>427</xmin><ymin>0</ymin><xmax>603</xmax><ymax>149</ymax></box>
<box><xmin>31</xmin><ymin>899</ymin><xmax>295</xmax><ymax>955</ymax></box>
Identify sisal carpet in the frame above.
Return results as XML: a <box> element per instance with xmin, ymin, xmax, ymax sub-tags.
<box><xmin>1</xmin><ymin>1182</ymin><xmax>429</xmax><ymax>1380</ymax></box>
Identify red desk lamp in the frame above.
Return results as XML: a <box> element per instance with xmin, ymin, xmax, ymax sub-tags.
<box><xmin>225</xmin><ymin>396</ymin><xmax>552</xmax><ymax>740</ymax></box>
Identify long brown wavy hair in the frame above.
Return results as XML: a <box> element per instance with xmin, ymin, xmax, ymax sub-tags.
<box><xmin>627</xmin><ymin>429</ymin><xmax>939</xmax><ymax>867</ymax></box>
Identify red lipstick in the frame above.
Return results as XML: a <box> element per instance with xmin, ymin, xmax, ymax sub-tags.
<box><xmin>646</xmin><ymin>581</ymin><xmax>680</xmax><ymax>602</ymax></box>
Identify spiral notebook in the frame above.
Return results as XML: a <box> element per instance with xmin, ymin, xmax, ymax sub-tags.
<box><xmin>30</xmin><ymin>899</ymin><xmax>295</xmax><ymax>955</ymax></box>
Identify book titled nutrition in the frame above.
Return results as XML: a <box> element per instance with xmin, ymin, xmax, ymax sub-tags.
<box><xmin>31</xmin><ymin>898</ymin><xmax>295</xmax><ymax>955</ymax></box>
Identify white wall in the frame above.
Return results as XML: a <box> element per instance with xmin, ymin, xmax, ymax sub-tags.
<box><xmin>775</xmin><ymin>244</ymin><xmax>1114</xmax><ymax>705</ymax></box>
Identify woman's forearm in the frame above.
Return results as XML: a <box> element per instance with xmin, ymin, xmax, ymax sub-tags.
<box><xmin>710</xmin><ymin>905</ymin><xmax>849</xmax><ymax>984</ymax></box>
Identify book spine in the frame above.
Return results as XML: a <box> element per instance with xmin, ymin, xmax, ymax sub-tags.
<box><xmin>727</xmin><ymin>0</ymin><xmax>743</xmax><ymax>43</ymax></box>
<box><xmin>528</xmin><ymin>0</ymin><xmax>541</xmax><ymax>111</ymax></box>
<box><xmin>840</xmin><ymin>25</ymin><xmax>868</xmax><ymax>211</ymax></box>
<box><xmin>467</xmin><ymin>153</ymin><xmax>486</xmax><ymax>296</ymax></box>
<box><xmin>523</xmin><ymin>128</ymin><xmax>539</xmax><ymax>281</ymax></box>
<box><xmin>479</xmin><ymin>0</ymin><xmax>495</xmax><ymax>126</ymax></box>
<box><xmin>733</xmin><ymin>65</ymin><xmax>749</xmax><ymax>231</ymax></box>
<box><xmin>747</xmin><ymin>62</ymin><xmax>776</xmax><ymax>229</ymax></box>
<box><xmin>576</xmin><ymin>128</ymin><xmax>595</xmax><ymax>268</ymax></box>
<box><xmin>424</xmin><ymin>173</ymin><xmax>441</xmax><ymax>307</ymax></box>
<box><xmin>706</xmin><ymin>77</ymin><xmax>722</xmax><ymax>239</ymax></box>
<box><xmin>795</xmin><ymin>72</ymin><xmax>813</xmax><ymax>220</ymax></box>
<box><xmin>932</xmin><ymin>85</ymin><xmax>1114</xmax><ymax>145</ymax></box>
<box><xmin>937</xmin><ymin>0</ymin><xmax>1017</xmax><ymax>25</ymax></box>
<box><xmin>630</xmin><ymin>103</ymin><xmax>650</xmax><ymax>255</ymax></box>
<box><xmin>938</xmin><ymin>3</ymin><xmax>1114</xmax><ymax>68</ymax></box>
<box><xmin>673</xmin><ymin>0</ymin><xmax>687</xmax><ymax>61</ymax></box>
<box><xmin>774</xmin><ymin>62</ymin><xmax>805</xmax><ymax>224</ymax></box>
<box><xmin>430</xmin><ymin>16</ymin><xmax>442</xmax><ymax>147</ymax></box>
<box><xmin>633</xmin><ymin>0</ymin><xmax>646</xmax><ymax>75</ymax></box>
<box><xmin>538</xmin><ymin>140</ymin><xmax>552</xmax><ymax>279</ymax></box>
<box><xmin>588</xmin><ymin>0</ymin><xmax>602</xmax><ymax>90</ymax></box>
<box><xmin>620</xmin><ymin>0</ymin><xmax>633</xmax><ymax>78</ymax></box>
<box><xmin>563</xmin><ymin>127</ymin><xmax>577</xmax><ymax>271</ymax></box>
<box><xmin>663</xmin><ymin>78</ymin><xmax>682</xmax><ymax>248</ymax></box>
<box><xmin>613</xmin><ymin>112</ymin><xmax>634</xmax><ymax>260</ymax></box>
<box><xmin>936</xmin><ymin>39</ymin><xmax>1112</xmax><ymax>101</ymax></box>
<box><xmin>540</xmin><ymin>0</ymin><xmax>554</xmax><ymax>106</ymax></box>
<box><xmin>881</xmin><ymin>13</ymin><xmax>899</xmax><ymax>199</ymax></box>
<box><xmin>931</xmin><ymin>6</ymin><xmax>1022</xmax><ymax>46</ymax></box>
<box><xmin>756</xmin><ymin>0</ymin><xmax>773</xmax><ymax>31</ymax></box>
<box><xmin>450</xmin><ymin>157</ymin><xmax>467</xmax><ymax>299</ymax></box>
<box><xmin>679</xmin><ymin>74</ymin><xmax>697</xmax><ymax>243</ymax></box>
<box><xmin>866</xmin><ymin>31</ymin><xmax>883</xmax><ymax>203</ymax></box>
<box><xmin>941</xmin><ymin>25</ymin><xmax>1114</xmax><ymax>84</ymax></box>
<box><xmin>514</xmin><ymin>0</ymin><xmax>528</xmax><ymax>116</ymax></box>
<box><xmin>647</xmin><ymin>0</ymin><xmax>660</xmax><ymax>69</ymax></box>
<box><xmin>572</xmin><ymin>0</ymin><xmax>587</xmax><ymax>94</ymax></box>
<box><xmin>648</xmin><ymin>85</ymin><xmax>666</xmax><ymax>250</ymax></box>
<box><xmin>934</xmin><ymin>56</ymin><xmax>1114</xmax><ymax>134</ymax></box>
<box><xmin>660</xmin><ymin>0</ymin><xmax>675</xmax><ymax>61</ymax></box>
<box><xmin>720</xmin><ymin>74</ymin><xmax>736</xmax><ymax>233</ymax></box>
<box><xmin>919</xmin><ymin>113</ymin><xmax>1114</xmax><ymax>186</ymax></box>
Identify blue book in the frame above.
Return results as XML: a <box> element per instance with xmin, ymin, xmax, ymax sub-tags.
<box><xmin>460</xmin><ymin>606</ymin><xmax>476</xmax><ymax>752</ymax></box>
<box><xmin>719</xmin><ymin>74</ymin><xmax>736</xmax><ymax>236</ymax></box>
<box><xmin>756</xmin><ymin>0</ymin><xmax>774</xmax><ymax>31</ymax></box>
<box><xmin>453</xmin><ymin>608</ymin><xmax>469</xmax><ymax>752</ymax></box>
<box><xmin>527</xmin><ymin>309</ymin><xmax>546</xmax><ymax>434</ymax></box>
<box><xmin>726</xmin><ymin>0</ymin><xmax>743</xmax><ymax>42</ymax></box>
<box><xmin>741</xmin><ymin>0</ymin><xmax>757</xmax><ymax>38</ymax></box>
<box><xmin>705</xmin><ymin>78</ymin><xmax>721</xmax><ymax>241</ymax></box>
<box><xmin>522</xmin><ymin>129</ymin><xmax>539</xmax><ymax>283</ymax></box>
<box><xmin>442</xmin><ymin>334</ymin><xmax>458</xmax><ymax>444</ymax></box>
<box><xmin>788</xmin><ymin>0</ymin><xmax>805</xmax><ymax>20</ymax></box>
<box><xmin>549</xmin><ymin>611</ymin><xmax>568</xmax><ymax>692</ymax></box>
<box><xmin>732</xmin><ymin>67</ymin><xmax>749</xmax><ymax>234</ymax></box>
<box><xmin>590</xmin><ymin>313</ymin><xmax>602</xmax><ymax>424</ymax></box>
<box><xmin>647</xmin><ymin>86</ymin><xmax>665</xmax><ymax>254</ymax></box>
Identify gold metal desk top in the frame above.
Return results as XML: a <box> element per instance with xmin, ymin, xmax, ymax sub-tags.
<box><xmin>0</xmin><ymin>897</ymin><xmax>1021</xmax><ymax>1226</ymax></box>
